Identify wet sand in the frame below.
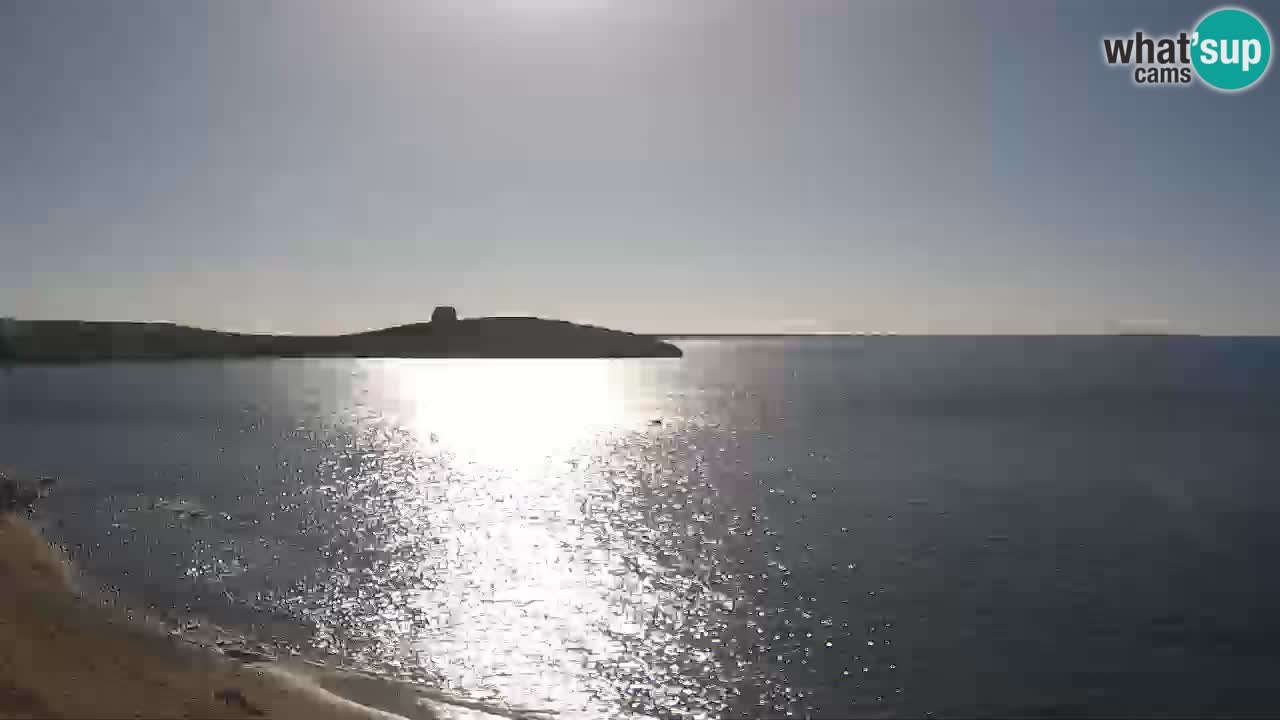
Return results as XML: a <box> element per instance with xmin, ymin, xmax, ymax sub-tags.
<box><xmin>0</xmin><ymin>512</ymin><xmax>524</xmax><ymax>720</ymax></box>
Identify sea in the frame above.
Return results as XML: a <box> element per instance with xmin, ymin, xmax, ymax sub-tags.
<box><xmin>4</xmin><ymin>336</ymin><xmax>1280</xmax><ymax>718</ymax></box>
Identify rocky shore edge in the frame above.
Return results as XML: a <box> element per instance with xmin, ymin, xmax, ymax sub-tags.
<box><xmin>0</xmin><ymin>469</ymin><xmax>540</xmax><ymax>720</ymax></box>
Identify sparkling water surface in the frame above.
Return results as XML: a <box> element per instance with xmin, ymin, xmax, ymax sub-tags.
<box><xmin>4</xmin><ymin>337</ymin><xmax>1280</xmax><ymax>718</ymax></box>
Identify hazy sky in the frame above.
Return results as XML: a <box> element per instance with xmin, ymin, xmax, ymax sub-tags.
<box><xmin>3</xmin><ymin>0</ymin><xmax>1277</xmax><ymax>334</ymax></box>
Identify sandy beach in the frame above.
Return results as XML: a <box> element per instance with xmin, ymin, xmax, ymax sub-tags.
<box><xmin>0</xmin><ymin>475</ymin><xmax>524</xmax><ymax>720</ymax></box>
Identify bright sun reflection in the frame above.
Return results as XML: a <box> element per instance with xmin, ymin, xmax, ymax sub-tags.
<box><xmin>359</xmin><ymin>360</ymin><xmax>659</xmax><ymax>714</ymax></box>
<box><xmin>386</xmin><ymin>359</ymin><xmax>630</xmax><ymax>468</ymax></box>
<box><xmin>303</xmin><ymin>359</ymin><xmax>725</xmax><ymax>717</ymax></box>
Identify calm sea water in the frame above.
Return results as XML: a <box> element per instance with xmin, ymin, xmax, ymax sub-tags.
<box><xmin>5</xmin><ymin>337</ymin><xmax>1280</xmax><ymax>718</ymax></box>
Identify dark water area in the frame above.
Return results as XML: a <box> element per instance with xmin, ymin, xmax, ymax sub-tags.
<box><xmin>3</xmin><ymin>336</ymin><xmax>1280</xmax><ymax>718</ymax></box>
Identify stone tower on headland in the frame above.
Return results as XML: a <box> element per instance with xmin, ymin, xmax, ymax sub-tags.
<box><xmin>431</xmin><ymin>306</ymin><xmax>458</xmax><ymax>325</ymax></box>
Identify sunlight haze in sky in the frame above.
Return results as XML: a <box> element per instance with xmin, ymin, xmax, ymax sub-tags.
<box><xmin>2</xmin><ymin>0</ymin><xmax>1277</xmax><ymax>334</ymax></box>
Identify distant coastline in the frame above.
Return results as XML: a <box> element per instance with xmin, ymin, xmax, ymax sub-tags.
<box><xmin>1</xmin><ymin>309</ymin><xmax>682</xmax><ymax>363</ymax></box>
<box><xmin>662</xmin><ymin>333</ymin><xmax>1217</xmax><ymax>339</ymax></box>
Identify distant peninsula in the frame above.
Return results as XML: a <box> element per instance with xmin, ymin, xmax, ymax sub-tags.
<box><xmin>0</xmin><ymin>307</ymin><xmax>682</xmax><ymax>362</ymax></box>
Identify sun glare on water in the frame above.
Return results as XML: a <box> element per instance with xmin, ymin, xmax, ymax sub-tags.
<box><xmin>344</xmin><ymin>360</ymin><xmax>693</xmax><ymax>715</ymax></box>
<box><xmin>387</xmin><ymin>359</ymin><xmax>631</xmax><ymax>468</ymax></box>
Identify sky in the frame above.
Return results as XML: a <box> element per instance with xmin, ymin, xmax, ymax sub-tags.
<box><xmin>2</xmin><ymin>0</ymin><xmax>1277</xmax><ymax>335</ymax></box>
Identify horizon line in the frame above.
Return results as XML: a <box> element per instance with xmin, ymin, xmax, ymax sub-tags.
<box><xmin>9</xmin><ymin>319</ymin><xmax>1280</xmax><ymax>340</ymax></box>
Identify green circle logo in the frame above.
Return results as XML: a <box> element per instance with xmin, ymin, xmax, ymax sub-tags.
<box><xmin>1192</xmin><ymin>7</ymin><xmax>1272</xmax><ymax>91</ymax></box>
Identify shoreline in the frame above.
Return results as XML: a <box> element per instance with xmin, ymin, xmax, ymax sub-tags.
<box><xmin>0</xmin><ymin>477</ymin><xmax>535</xmax><ymax>720</ymax></box>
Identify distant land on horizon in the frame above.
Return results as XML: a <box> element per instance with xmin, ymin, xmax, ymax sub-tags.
<box><xmin>662</xmin><ymin>332</ymin><xmax>1216</xmax><ymax>338</ymax></box>
<box><xmin>0</xmin><ymin>308</ymin><xmax>683</xmax><ymax>362</ymax></box>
